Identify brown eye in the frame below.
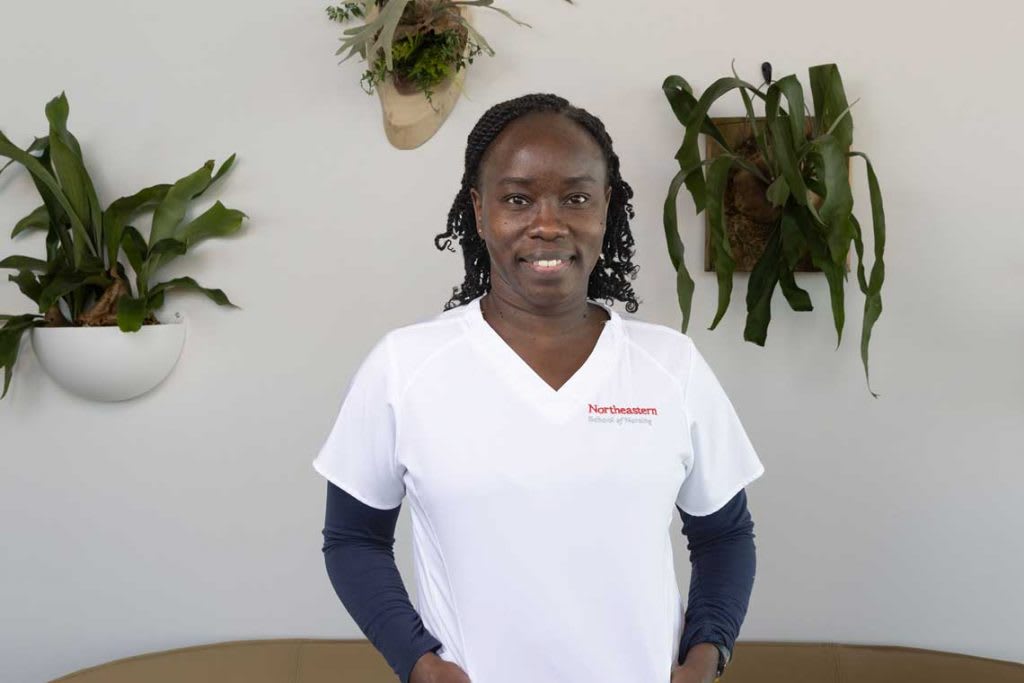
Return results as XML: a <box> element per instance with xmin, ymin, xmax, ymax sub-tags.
<box><xmin>504</xmin><ymin>195</ymin><xmax>529</xmax><ymax>206</ymax></box>
<box><xmin>567</xmin><ymin>194</ymin><xmax>590</xmax><ymax>205</ymax></box>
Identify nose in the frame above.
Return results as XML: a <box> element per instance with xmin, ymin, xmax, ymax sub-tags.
<box><xmin>527</xmin><ymin>198</ymin><xmax>568</xmax><ymax>239</ymax></box>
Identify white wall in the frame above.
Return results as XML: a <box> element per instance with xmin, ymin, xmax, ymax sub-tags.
<box><xmin>2</xmin><ymin>1</ymin><xmax>1022</xmax><ymax>680</ymax></box>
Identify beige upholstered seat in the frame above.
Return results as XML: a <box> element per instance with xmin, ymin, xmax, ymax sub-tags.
<box><xmin>51</xmin><ymin>638</ymin><xmax>1024</xmax><ymax>683</ymax></box>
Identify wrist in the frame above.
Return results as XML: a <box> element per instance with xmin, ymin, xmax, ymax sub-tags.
<box><xmin>680</xmin><ymin>642</ymin><xmax>720</xmax><ymax>682</ymax></box>
<box><xmin>409</xmin><ymin>649</ymin><xmax>443</xmax><ymax>683</ymax></box>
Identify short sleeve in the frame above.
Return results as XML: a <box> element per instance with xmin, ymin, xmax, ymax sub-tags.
<box><xmin>312</xmin><ymin>333</ymin><xmax>406</xmax><ymax>510</ymax></box>
<box><xmin>675</xmin><ymin>340</ymin><xmax>765</xmax><ymax>516</ymax></box>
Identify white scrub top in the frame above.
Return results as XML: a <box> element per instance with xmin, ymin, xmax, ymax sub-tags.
<box><xmin>313</xmin><ymin>293</ymin><xmax>765</xmax><ymax>682</ymax></box>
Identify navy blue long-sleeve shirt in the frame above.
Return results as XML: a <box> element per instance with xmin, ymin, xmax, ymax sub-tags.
<box><xmin>322</xmin><ymin>481</ymin><xmax>756</xmax><ymax>681</ymax></box>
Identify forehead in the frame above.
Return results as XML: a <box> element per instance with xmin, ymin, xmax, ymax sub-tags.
<box><xmin>477</xmin><ymin>111</ymin><xmax>607</xmax><ymax>185</ymax></box>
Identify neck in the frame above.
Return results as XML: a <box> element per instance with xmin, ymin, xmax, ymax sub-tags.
<box><xmin>480</xmin><ymin>290</ymin><xmax>606</xmax><ymax>340</ymax></box>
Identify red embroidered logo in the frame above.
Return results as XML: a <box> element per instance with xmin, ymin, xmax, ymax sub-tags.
<box><xmin>587</xmin><ymin>403</ymin><xmax>658</xmax><ymax>416</ymax></box>
<box><xmin>587</xmin><ymin>403</ymin><xmax>658</xmax><ymax>426</ymax></box>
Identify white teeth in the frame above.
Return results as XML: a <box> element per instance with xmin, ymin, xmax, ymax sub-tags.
<box><xmin>535</xmin><ymin>259</ymin><xmax>563</xmax><ymax>267</ymax></box>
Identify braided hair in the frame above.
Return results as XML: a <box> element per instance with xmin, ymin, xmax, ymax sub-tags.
<box><xmin>433</xmin><ymin>93</ymin><xmax>641</xmax><ymax>313</ymax></box>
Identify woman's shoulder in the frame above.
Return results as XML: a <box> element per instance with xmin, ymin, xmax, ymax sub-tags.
<box><xmin>374</xmin><ymin>301</ymin><xmax>475</xmax><ymax>376</ymax></box>
<box><xmin>386</xmin><ymin>299</ymin><xmax>472</xmax><ymax>339</ymax></box>
<box><xmin>614</xmin><ymin>308</ymin><xmax>695</xmax><ymax>353</ymax></box>
<box><xmin>609</xmin><ymin>309</ymin><xmax>704</xmax><ymax>386</ymax></box>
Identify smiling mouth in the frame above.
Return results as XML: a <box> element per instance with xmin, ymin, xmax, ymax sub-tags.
<box><xmin>520</xmin><ymin>256</ymin><xmax>575</xmax><ymax>274</ymax></box>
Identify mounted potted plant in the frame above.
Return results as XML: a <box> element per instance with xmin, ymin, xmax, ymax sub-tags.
<box><xmin>662</xmin><ymin>62</ymin><xmax>886</xmax><ymax>397</ymax></box>
<box><xmin>328</xmin><ymin>0</ymin><xmax>573</xmax><ymax>149</ymax></box>
<box><xmin>0</xmin><ymin>92</ymin><xmax>245</xmax><ymax>402</ymax></box>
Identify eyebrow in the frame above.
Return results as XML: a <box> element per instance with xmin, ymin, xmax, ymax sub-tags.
<box><xmin>497</xmin><ymin>174</ymin><xmax>600</xmax><ymax>186</ymax></box>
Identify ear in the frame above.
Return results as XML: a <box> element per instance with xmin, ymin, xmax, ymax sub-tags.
<box><xmin>604</xmin><ymin>185</ymin><xmax>612</xmax><ymax>204</ymax></box>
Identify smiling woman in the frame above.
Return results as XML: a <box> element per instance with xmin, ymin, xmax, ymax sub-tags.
<box><xmin>315</xmin><ymin>92</ymin><xmax>764</xmax><ymax>683</ymax></box>
<box><xmin>434</xmin><ymin>93</ymin><xmax>641</xmax><ymax>315</ymax></box>
<box><xmin>469</xmin><ymin>110</ymin><xmax>611</xmax><ymax>301</ymax></box>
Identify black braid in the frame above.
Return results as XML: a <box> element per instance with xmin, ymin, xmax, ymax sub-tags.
<box><xmin>433</xmin><ymin>93</ymin><xmax>641</xmax><ymax>314</ymax></box>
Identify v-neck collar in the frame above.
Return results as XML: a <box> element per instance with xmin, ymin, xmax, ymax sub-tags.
<box><xmin>463</xmin><ymin>293</ymin><xmax>623</xmax><ymax>418</ymax></box>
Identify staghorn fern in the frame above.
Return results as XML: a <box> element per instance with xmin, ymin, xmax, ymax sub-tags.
<box><xmin>331</xmin><ymin>0</ymin><xmax>573</xmax><ymax>98</ymax></box>
<box><xmin>662</xmin><ymin>62</ymin><xmax>886</xmax><ymax>398</ymax></box>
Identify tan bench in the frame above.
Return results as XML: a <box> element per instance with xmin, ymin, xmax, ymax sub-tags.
<box><xmin>51</xmin><ymin>638</ymin><xmax>1024</xmax><ymax>682</ymax></box>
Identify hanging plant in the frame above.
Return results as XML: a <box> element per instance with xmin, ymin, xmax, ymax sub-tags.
<box><xmin>662</xmin><ymin>62</ymin><xmax>886</xmax><ymax>398</ymax></box>
<box><xmin>327</xmin><ymin>1</ymin><xmax>574</xmax><ymax>148</ymax></box>
<box><xmin>328</xmin><ymin>1</ymin><xmax>487</xmax><ymax>106</ymax></box>
<box><xmin>0</xmin><ymin>92</ymin><xmax>245</xmax><ymax>401</ymax></box>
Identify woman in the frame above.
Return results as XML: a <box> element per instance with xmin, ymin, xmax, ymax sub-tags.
<box><xmin>315</xmin><ymin>93</ymin><xmax>765</xmax><ymax>683</ymax></box>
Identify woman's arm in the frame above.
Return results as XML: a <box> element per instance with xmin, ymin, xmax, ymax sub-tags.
<box><xmin>322</xmin><ymin>480</ymin><xmax>444</xmax><ymax>683</ymax></box>
<box><xmin>675</xmin><ymin>488</ymin><xmax>757</xmax><ymax>674</ymax></box>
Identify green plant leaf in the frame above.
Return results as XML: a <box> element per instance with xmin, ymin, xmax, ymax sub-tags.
<box><xmin>176</xmin><ymin>201</ymin><xmax>246</xmax><ymax>247</ymax></box>
<box><xmin>849</xmin><ymin>151</ymin><xmax>886</xmax><ymax>398</ymax></box>
<box><xmin>766</xmin><ymin>176</ymin><xmax>789</xmax><ymax>207</ymax></box>
<box><xmin>809</xmin><ymin>64</ymin><xmax>853</xmax><ymax>150</ymax></box>
<box><xmin>103</xmin><ymin>184</ymin><xmax>172</xmax><ymax>268</ymax></box>
<box><xmin>765</xmin><ymin>111</ymin><xmax>808</xmax><ymax>208</ymax></box>
<box><xmin>0</xmin><ymin>256</ymin><xmax>48</xmax><ymax>272</ymax></box>
<box><xmin>727</xmin><ymin>61</ymin><xmax>772</xmax><ymax>168</ymax></box>
<box><xmin>116</xmin><ymin>295</ymin><xmax>147</xmax><ymax>332</ymax></box>
<box><xmin>144</xmin><ymin>197</ymin><xmax>246</xmax><ymax>294</ymax></box>
<box><xmin>8</xmin><ymin>270</ymin><xmax>43</xmax><ymax>304</ymax></box>
<box><xmin>120</xmin><ymin>226</ymin><xmax>148</xmax><ymax>278</ymax></box>
<box><xmin>793</xmin><ymin>206</ymin><xmax>846</xmax><ymax>348</ymax></box>
<box><xmin>663</xmin><ymin>167</ymin><xmax>695</xmax><ymax>332</ymax></box>
<box><xmin>147</xmin><ymin>161</ymin><xmax>219</xmax><ymax>279</ymax></box>
<box><xmin>808</xmin><ymin>134</ymin><xmax>854</xmax><ymax>265</ymax></box>
<box><xmin>0</xmin><ymin>315</ymin><xmax>43</xmax><ymax>399</ymax></box>
<box><xmin>147</xmin><ymin>289</ymin><xmax>165</xmax><ymax>310</ymax></box>
<box><xmin>148</xmin><ymin>276</ymin><xmax>239</xmax><ymax>309</ymax></box>
<box><xmin>197</xmin><ymin>153</ymin><xmax>236</xmax><ymax>197</ymax></box>
<box><xmin>778</xmin><ymin>266</ymin><xmax>813</xmax><ymax>312</ymax></box>
<box><xmin>766</xmin><ymin>75</ymin><xmax>807</xmax><ymax>154</ymax></box>
<box><xmin>149</xmin><ymin>238</ymin><xmax>187</xmax><ymax>257</ymax></box>
<box><xmin>662</xmin><ymin>75</ymin><xmax>732</xmax><ymax>150</ymax></box>
<box><xmin>150</xmin><ymin>161</ymin><xmax>215</xmax><ymax>246</ymax></box>
<box><xmin>676</xmin><ymin>77</ymin><xmax>754</xmax><ymax>215</ymax></box>
<box><xmin>12</xmin><ymin>205</ymin><xmax>49</xmax><ymax>238</ymax></box>
<box><xmin>146</xmin><ymin>238</ymin><xmax>188</xmax><ymax>276</ymax></box>
<box><xmin>779</xmin><ymin>210</ymin><xmax>805</xmax><ymax>271</ymax></box>
<box><xmin>0</xmin><ymin>130</ymin><xmax>90</xmax><ymax>268</ymax></box>
<box><xmin>821</xmin><ymin>98</ymin><xmax>860</xmax><ymax>140</ymax></box>
<box><xmin>37</xmin><ymin>271</ymin><xmax>110</xmax><ymax>314</ymax></box>
<box><xmin>44</xmin><ymin>226</ymin><xmax>59</xmax><ymax>266</ymax></box>
<box><xmin>45</xmin><ymin>93</ymin><xmax>103</xmax><ymax>254</ymax></box>
<box><xmin>849</xmin><ymin>215</ymin><xmax>869</xmax><ymax>295</ymax></box>
<box><xmin>706</xmin><ymin>155</ymin><xmax>736</xmax><ymax>330</ymax></box>
<box><xmin>743</xmin><ymin>223</ymin><xmax>782</xmax><ymax>345</ymax></box>
<box><xmin>20</xmin><ymin>140</ymin><xmax>76</xmax><ymax>267</ymax></box>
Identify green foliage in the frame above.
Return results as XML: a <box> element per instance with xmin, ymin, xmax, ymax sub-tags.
<box><xmin>330</xmin><ymin>0</ymin><xmax>570</xmax><ymax>104</ymax></box>
<box><xmin>662</xmin><ymin>62</ymin><xmax>886</xmax><ymax>398</ymax></box>
<box><xmin>0</xmin><ymin>92</ymin><xmax>246</xmax><ymax>400</ymax></box>
<box><xmin>360</xmin><ymin>28</ymin><xmax>485</xmax><ymax>104</ymax></box>
<box><xmin>326</xmin><ymin>2</ymin><xmax>364</xmax><ymax>22</ymax></box>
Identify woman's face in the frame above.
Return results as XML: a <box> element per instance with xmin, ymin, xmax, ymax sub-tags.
<box><xmin>470</xmin><ymin>111</ymin><xmax>612</xmax><ymax>310</ymax></box>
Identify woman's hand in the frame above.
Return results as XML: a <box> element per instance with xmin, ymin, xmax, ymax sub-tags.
<box><xmin>670</xmin><ymin>643</ymin><xmax>720</xmax><ymax>683</ymax></box>
<box><xmin>409</xmin><ymin>651</ymin><xmax>471</xmax><ymax>683</ymax></box>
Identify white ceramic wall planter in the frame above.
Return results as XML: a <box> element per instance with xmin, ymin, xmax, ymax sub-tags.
<box><xmin>29</xmin><ymin>312</ymin><xmax>187</xmax><ymax>402</ymax></box>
